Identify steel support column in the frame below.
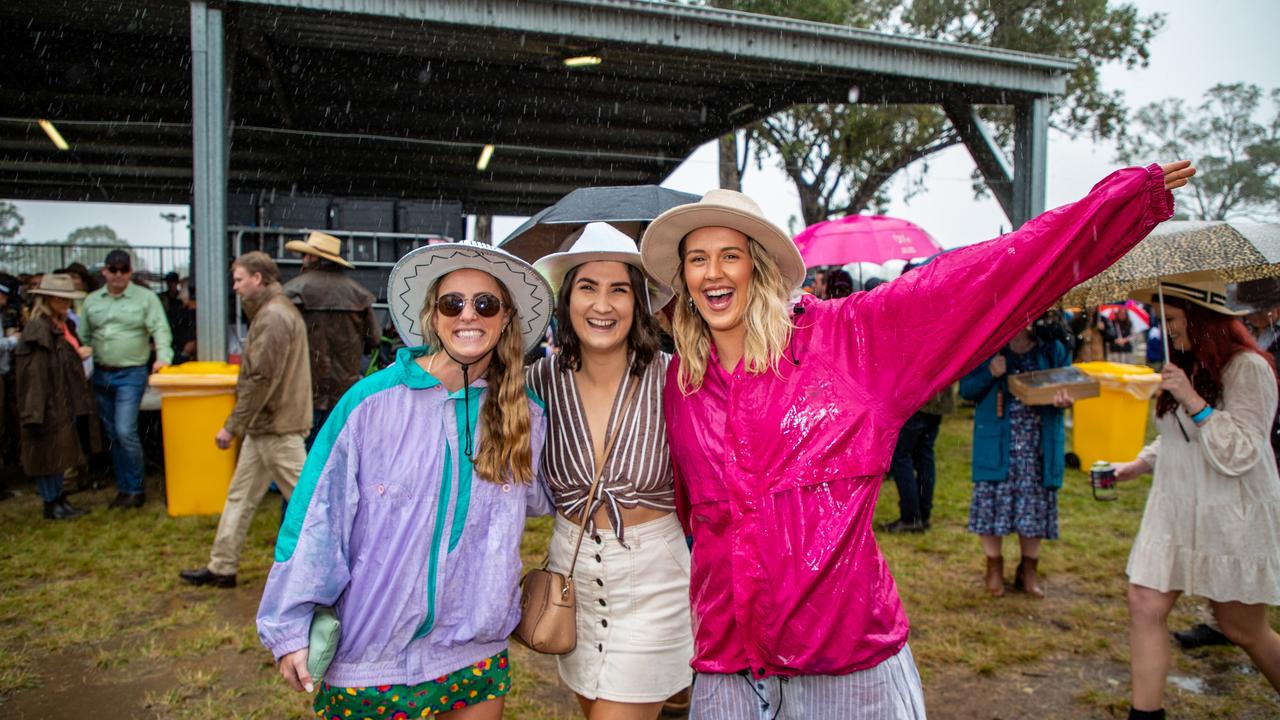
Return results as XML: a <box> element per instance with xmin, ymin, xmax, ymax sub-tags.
<box><xmin>191</xmin><ymin>0</ymin><xmax>228</xmax><ymax>361</ymax></box>
<box><xmin>1011</xmin><ymin>96</ymin><xmax>1049</xmax><ymax>228</ymax></box>
<box><xmin>945</xmin><ymin>101</ymin><xmax>1014</xmax><ymax>222</ymax></box>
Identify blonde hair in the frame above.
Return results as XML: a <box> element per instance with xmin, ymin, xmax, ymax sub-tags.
<box><xmin>672</xmin><ymin>237</ymin><xmax>793</xmax><ymax>394</ymax></box>
<box><xmin>29</xmin><ymin>296</ymin><xmax>68</xmax><ymax>323</ymax></box>
<box><xmin>421</xmin><ymin>275</ymin><xmax>534</xmax><ymax>484</ymax></box>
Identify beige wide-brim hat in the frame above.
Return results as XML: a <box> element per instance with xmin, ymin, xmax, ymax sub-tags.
<box><xmin>534</xmin><ymin>222</ymin><xmax>675</xmax><ymax>313</ymax></box>
<box><xmin>29</xmin><ymin>273</ymin><xmax>86</xmax><ymax>300</ymax></box>
<box><xmin>1130</xmin><ymin>272</ymin><xmax>1248</xmax><ymax>317</ymax></box>
<box><xmin>285</xmin><ymin>231</ymin><xmax>355</xmax><ymax>269</ymax></box>
<box><xmin>639</xmin><ymin>188</ymin><xmax>805</xmax><ymax>292</ymax></box>
<box><xmin>387</xmin><ymin>240</ymin><xmax>553</xmax><ymax>351</ymax></box>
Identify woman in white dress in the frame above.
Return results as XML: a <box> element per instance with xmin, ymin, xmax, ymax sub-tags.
<box><xmin>1115</xmin><ymin>275</ymin><xmax>1280</xmax><ymax>720</ymax></box>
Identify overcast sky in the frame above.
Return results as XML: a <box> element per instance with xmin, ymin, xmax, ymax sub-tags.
<box><xmin>9</xmin><ymin>0</ymin><xmax>1278</xmax><ymax>257</ymax></box>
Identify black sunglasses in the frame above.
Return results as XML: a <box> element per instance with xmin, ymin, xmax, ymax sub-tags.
<box><xmin>437</xmin><ymin>292</ymin><xmax>504</xmax><ymax>318</ymax></box>
<box><xmin>105</xmin><ymin>265</ymin><xmax>131</xmax><ymax>274</ymax></box>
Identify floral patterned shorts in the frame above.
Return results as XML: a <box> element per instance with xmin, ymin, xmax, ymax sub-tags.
<box><xmin>313</xmin><ymin>650</ymin><xmax>510</xmax><ymax>718</ymax></box>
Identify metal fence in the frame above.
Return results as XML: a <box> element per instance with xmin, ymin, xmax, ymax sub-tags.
<box><xmin>0</xmin><ymin>243</ymin><xmax>190</xmax><ymax>279</ymax></box>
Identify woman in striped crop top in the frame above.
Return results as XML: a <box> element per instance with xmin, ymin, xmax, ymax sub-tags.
<box><xmin>527</xmin><ymin>223</ymin><xmax>694</xmax><ymax>720</ymax></box>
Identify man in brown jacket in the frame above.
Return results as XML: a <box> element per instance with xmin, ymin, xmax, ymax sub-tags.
<box><xmin>180</xmin><ymin>252</ymin><xmax>312</xmax><ymax>588</ymax></box>
<box><xmin>282</xmin><ymin>232</ymin><xmax>379</xmax><ymax>445</ymax></box>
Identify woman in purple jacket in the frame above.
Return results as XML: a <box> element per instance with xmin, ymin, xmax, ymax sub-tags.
<box><xmin>258</xmin><ymin>242</ymin><xmax>554</xmax><ymax>720</ymax></box>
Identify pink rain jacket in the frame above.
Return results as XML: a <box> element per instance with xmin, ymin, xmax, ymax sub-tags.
<box><xmin>665</xmin><ymin>164</ymin><xmax>1173</xmax><ymax>678</ymax></box>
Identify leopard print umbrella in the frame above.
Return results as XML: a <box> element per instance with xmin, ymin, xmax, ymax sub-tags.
<box><xmin>1062</xmin><ymin>221</ymin><xmax>1280</xmax><ymax>306</ymax></box>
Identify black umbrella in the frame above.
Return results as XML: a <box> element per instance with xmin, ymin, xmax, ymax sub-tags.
<box><xmin>498</xmin><ymin>185</ymin><xmax>700</xmax><ymax>263</ymax></box>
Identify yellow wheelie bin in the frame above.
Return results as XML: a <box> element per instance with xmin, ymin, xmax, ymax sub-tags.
<box><xmin>1071</xmin><ymin>361</ymin><xmax>1163</xmax><ymax>469</ymax></box>
<box><xmin>148</xmin><ymin>362</ymin><xmax>240</xmax><ymax>516</ymax></box>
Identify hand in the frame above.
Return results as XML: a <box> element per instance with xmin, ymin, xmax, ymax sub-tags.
<box><xmin>1114</xmin><ymin>459</ymin><xmax>1151</xmax><ymax>482</ymax></box>
<box><xmin>152</xmin><ymin>359</ymin><xmax>170</xmax><ymax>373</ymax></box>
<box><xmin>1051</xmin><ymin>389</ymin><xmax>1075</xmax><ymax>408</ymax></box>
<box><xmin>1160</xmin><ymin>364</ymin><xmax>1204</xmax><ymax>410</ymax></box>
<box><xmin>215</xmin><ymin>428</ymin><xmax>234</xmax><ymax>450</ymax></box>
<box><xmin>77</xmin><ymin>345</ymin><xmax>93</xmax><ymax>360</ymax></box>
<box><xmin>989</xmin><ymin>356</ymin><xmax>1007</xmax><ymax>378</ymax></box>
<box><xmin>279</xmin><ymin>648</ymin><xmax>314</xmax><ymax>693</ymax></box>
<box><xmin>182</xmin><ymin>340</ymin><xmax>196</xmax><ymax>357</ymax></box>
<box><xmin>1160</xmin><ymin>160</ymin><xmax>1196</xmax><ymax>191</ymax></box>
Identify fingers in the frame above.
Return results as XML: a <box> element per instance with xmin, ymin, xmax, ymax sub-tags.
<box><xmin>279</xmin><ymin>651</ymin><xmax>314</xmax><ymax>693</ymax></box>
<box><xmin>1160</xmin><ymin>160</ymin><xmax>1196</xmax><ymax>190</ymax></box>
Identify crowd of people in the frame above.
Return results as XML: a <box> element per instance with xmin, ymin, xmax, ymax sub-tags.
<box><xmin>5</xmin><ymin>160</ymin><xmax>1279</xmax><ymax>720</ymax></box>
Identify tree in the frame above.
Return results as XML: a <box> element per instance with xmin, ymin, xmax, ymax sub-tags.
<box><xmin>1117</xmin><ymin>83</ymin><xmax>1279</xmax><ymax>221</ymax></box>
<box><xmin>62</xmin><ymin>225</ymin><xmax>138</xmax><ymax>271</ymax></box>
<box><xmin>708</xmin><ymin>1</ymin><xmax>1163</xmax><ymax>225</ymax></box>
<box><xmin>0</xmin><ymin>201</ymin><xmax>22</xmax><ymax>240</ymax></box>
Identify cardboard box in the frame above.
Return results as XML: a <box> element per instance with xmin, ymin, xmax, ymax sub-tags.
<box><xmin>1008</xmin><ymin>366</ymin><xmax>1100</xmax><ymax>406</ymax></box>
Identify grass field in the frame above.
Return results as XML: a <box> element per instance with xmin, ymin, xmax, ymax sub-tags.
<box><xmin>0</xmin><ymin>407</ymin><xmax>1276</xmax><ymax>719</ymax></box>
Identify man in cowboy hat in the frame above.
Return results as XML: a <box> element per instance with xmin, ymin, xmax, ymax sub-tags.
<box><xmin>79</xmin><ymin>248</ymin><xmax>173</xmax><ymax>509</ymax></box>
<box><xmin>180</xmin><ymin>252</ymin><xmax>312</xmax><ymax>588</ymax></box>
<box><xmin>282</xmin><ymin>232</ymin><xmax>380</xmax><ymax>445</ymax></box>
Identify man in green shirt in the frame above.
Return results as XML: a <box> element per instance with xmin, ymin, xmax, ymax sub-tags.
<box><xmin>79</xmin><ymin>249</ymin><xmax>173</xmax><ymax>508</ymax></box>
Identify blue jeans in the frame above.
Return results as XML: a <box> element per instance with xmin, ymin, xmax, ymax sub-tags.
<box><xmin>92</xmin><ymin>365</ymin><xmax>149</xmax><ymax>495</ymax></box>
<box><xmin>889</xmin><ymin>412</ymin><xmax>942</xmax><ymax>525</ymax></box>
<box><xmin>32</xmin><ymin>473</ymin><xmax>64</xmax><ymax>502</ymax></box>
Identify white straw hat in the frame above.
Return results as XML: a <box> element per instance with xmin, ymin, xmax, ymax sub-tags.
<box><xmin>28</xmin><ymin>273</ymin><xmax>86</xmax><ymax>300</ymax></box>
<box><xmin>534</xmin><ymin>222</ymin><xmax>674</xmax><ymax>312</ymax></box>
<box><xmin>387</xmin><ymin>240</ymin><xmax>553</xmax><ymax>351</ymax></box>
<box><xmin>1130</xmin><ymin>272</ymin><xmax>1248</xmax><ymax>317</ymax></box>
<box><xmin>639</xmin><ymin>189</ymin><xmax>805</xmax><ymax>292</ymax></box>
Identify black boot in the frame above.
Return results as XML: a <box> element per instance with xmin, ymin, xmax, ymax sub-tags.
<box><xmin>56</xmin><ymin>494</ymin><xmax>87</xmax><ymax>518</ymax></box>
<box><xmin>1128</xmin><ymin>708</ymin><xmax>1165</xmax><ymax>720</ymax></box>
<box><xmin>44</xmin><ymin>500</ymin><xmax>83</xmax><ymax>520</ymax></box>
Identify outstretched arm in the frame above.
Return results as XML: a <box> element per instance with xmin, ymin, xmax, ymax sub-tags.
<box><xmin>837</xmin><ymin>162</ymin><xmax>1190</xmax><ymax>422</ymax></box>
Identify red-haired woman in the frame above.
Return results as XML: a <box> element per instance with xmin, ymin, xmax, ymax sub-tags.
<box><xmin>1115</xmin><ymin>276</ymin><xmax>1280</xmax><ymax>719</ymax></box>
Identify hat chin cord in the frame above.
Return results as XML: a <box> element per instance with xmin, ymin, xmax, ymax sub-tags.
<box><xmin>437</xmin><ymin>316</ymin><xmax>511</xmax><ymax>460</ymax></box>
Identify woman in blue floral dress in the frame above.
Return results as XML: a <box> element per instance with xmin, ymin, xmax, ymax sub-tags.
<box><xmin>960</xmin><ymin>318</ymin><xmax>1074</xmax><ymax>598</ymax></box>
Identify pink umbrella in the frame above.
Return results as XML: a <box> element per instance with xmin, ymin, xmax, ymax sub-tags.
<box><xmin>793</xmin><ymin>215</ymin><xmax>944</xmax><ymax>268</ymax></box>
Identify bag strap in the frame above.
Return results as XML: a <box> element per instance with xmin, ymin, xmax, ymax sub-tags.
<box><xmin>562</xmin><ymin>377</ymin><xmax>640</xmax><ymax>584</ymax></box>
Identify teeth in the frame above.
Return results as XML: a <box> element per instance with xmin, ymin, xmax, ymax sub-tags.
<box><xmin>706</xmin><ymin>289</ymin><xmax>732</xmax><ymax>298</ymax></box>
<box><xmin>586</xmin><ymin>319</ymin><xmax>616</xmax><ymax>328</ymax></box>
<box><xmin>455</xmin><ymin>329</ymin><xmax>483</xmax><ymax>337</ymax></box>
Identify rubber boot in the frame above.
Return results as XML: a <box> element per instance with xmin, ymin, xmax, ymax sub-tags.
<box><xmin>985</xmin><ymin>556</ymin><xmax>1005</xmax><ymax>597</ymax></box>
<box><xmin>1015</xmin><ymin>556</ymin><xmax>1045</xmax><ymax>598</ymax></box>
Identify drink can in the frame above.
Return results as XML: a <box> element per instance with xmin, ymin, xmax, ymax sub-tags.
<box><xmin>1090</xmin><ymin>461</ymin><xmax>1117</xmax><ymax>501</ymax></box>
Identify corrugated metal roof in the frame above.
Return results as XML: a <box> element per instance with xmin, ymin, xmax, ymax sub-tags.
<box><xmin>0</xmin><ymin>0</ymin><xmax>1072</xmax><ymax>213</ymax></box>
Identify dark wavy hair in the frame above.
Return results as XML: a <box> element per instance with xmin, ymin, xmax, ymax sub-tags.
<box><xmin>1156</xmin><ymin>297</ymin><xmax>1277</xmax><ymax>418</ymax></box>
<box><xmin>554</xmin><ymin>263</ymin><xmax>660</xmax><ymax>377</ymax></box>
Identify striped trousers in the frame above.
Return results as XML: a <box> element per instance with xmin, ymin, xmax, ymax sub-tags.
<box><xmin>689</xmin><ymin>644</ymin><xmax>926</xmax><ymax>720</ymax></box>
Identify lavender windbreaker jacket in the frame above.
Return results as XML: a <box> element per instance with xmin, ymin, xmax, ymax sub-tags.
<box><xmin>257</xmin><ymin>346</ymin><xmax>552</xmax><ymax>687</ymax></box>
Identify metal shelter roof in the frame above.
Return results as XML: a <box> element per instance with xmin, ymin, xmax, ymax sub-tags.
<box><xmin>1</xmin><ymin>0</ymin><xmax>1073</xmax><ymax>216</ymax></box>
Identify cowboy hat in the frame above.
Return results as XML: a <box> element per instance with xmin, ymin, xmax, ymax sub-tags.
<box><xmin>285</xmin><ymin>232</ymin><xmax>355</xmax><ymax>269</ymax></box>
<box><xmin>1129</xmin><ymin>272</ymin><xmax>1248</xmax><ymax>317</ymax></box>
<box><xmin>387</xmin><ymin>240</ymin><xmax>552</xmax><ymax>351</ymax></box>
<box><xmin>639</xmin><ymin>189</ymin><xmax>805</xmax><ymax>292</ymax></box>
<box><xmin>533</xmin><ymin>222</ymin><xmax>675</xmax><ymax>313</ymax></box>
<box><xmin>29</xmin><ymin>273</ymin><xmax>86</xmax><ymax>300</ymax></box>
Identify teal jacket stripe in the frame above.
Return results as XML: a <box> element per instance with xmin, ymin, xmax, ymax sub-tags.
<box><xmin>274</xmin><ymin>365</ymin><xmax>405</xmax><ymax>563</ymax></box>
<box><xmin>415</xmin><ymin>446</ymin><xmax>454</xmax><ymax>639</ymax></box>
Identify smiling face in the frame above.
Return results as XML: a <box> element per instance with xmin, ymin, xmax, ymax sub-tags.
<box><xmin>1164</xmin><ymin>304</ymin><xmax>1190</xmax><ymax>352</ymax></box>
<box><xmin>681</xmin><ymin>226</ymin><xmax>754</xmax><ymax>338</ymax></box>
<box><xmin>430</xmin><ymin>268</ymin><xmax>512</xmax><ymax>363</ymax></box>
<box><xmin>567</xmin><ymin>260</ymin><xmax>635</xmax><ymax>357</ymax></box>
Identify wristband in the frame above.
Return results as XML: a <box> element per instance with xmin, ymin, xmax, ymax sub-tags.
<box><xmin>1191</xmin><ymin>405</ymin><xmax>1214</xmax><ymax>424</ymax></box>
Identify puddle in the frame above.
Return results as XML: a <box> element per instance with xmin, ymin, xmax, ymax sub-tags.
<box><xmin>1168</xmin><ymin>674</ymin><xmax>1207</xmax><ymax>694</ymax></box>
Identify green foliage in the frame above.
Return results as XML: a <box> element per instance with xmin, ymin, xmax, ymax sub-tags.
<box><xmin>708</xmin><ymin>1</ymin><xmax>1164</xmax><ymax>224</ymax></box>
<box><xmin>1117</xmin><ymin>83</ymin><xmax>1280</xmax><ymax>221</ymax></box>
<box><xmin>0</xmin><ymin>201</ymin><xmax>22</xmax><ymax>241</ymax></box>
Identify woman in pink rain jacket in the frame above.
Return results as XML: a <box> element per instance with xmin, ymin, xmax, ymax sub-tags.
<box><xmin>638</xmin><ymin>162</ymin><xmax>1195</xmax><ymax>718</ymax></box>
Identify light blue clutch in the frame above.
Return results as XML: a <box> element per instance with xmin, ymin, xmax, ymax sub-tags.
<box><xmin>307</xmin><ymin>607</ymin><xmax>340</xmax><ymax>683</ymax></box>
